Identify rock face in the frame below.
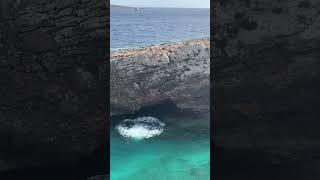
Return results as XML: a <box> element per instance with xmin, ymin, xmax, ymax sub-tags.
<box><xmin>110</xmin><ymin>39</ymin><xmax>210</xmax><ymax>115</ymax></box>
<box><xmin>211</xmin><ymin>0</ymin><xmax>320</xmax><ymax>180</ymax></box>
<box><xmin>0</xmin><ymin>0</ymin><xmax>108</xmax><ymax>176</ymax></box>
<box><xmin>213</xmin><ymin>0</ymin><xmax>320</xmax><ymax>178</ymax></box>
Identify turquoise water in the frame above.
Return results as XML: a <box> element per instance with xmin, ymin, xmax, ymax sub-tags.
<box><xmin>110</xmin><ymin>112</ymin><xmax>210</xmax><ymax>180</ymax></box>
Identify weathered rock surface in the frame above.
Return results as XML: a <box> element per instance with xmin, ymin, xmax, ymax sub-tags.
<box><xmin>110</xmin><ymin>39</ymin><xmax>210</xmax><ymax>115</ymax></box>
<box><xmin>213</xmin><ymin>0</ymin><xmax>320</xmax><ymax>179</ymax></box>
<box><xmin>0</xmin><ymin>0</ymin><xmax>108</xmax><ymax>177</ymax></box>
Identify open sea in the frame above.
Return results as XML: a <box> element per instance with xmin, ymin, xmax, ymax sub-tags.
<box><xmin>110</xmin><ymin>6</ymin><xmax>210</xmax><ymax>180</ymax></box>
<box><xmin>111</xmin><ymin>7</ymin><xmax>210</xmax><ymax>50</ymax></box>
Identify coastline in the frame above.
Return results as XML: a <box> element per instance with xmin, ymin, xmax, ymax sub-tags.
<box><xmin>110</xmin><ymin>38</ymin><xmax>210</xmax><ymax>116</ymax></box>
<box><xmin>111</xmin><ymin>37</ymin><xmax>210</xmax><ymax>52</ymax></box>
<box><xmin>111</xmin><ymin>37</ymin><xmax>210</xmax><ymax>59</ymax></box>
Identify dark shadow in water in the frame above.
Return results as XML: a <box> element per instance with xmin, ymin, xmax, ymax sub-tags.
<box><xmin>110</xmin><ymin>100</ymin><xmax>198</xmax><ymax>126</ymax></box>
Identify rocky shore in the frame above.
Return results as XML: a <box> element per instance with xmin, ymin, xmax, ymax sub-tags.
<box><xmin>111</xmin><ymin>38</ymin><xmax>210</xmax><ymax>115</ymax></box>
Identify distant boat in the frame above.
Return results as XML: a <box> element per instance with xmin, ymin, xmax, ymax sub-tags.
<box><xmin>134</xmin><ymin>7</ymin><xmax>140</xmax><ymax>11</ymax></box>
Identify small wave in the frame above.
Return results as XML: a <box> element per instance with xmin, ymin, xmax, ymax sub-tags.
<box><xmin>115</xmin><ymin>116</ymin><xmax>165</xmax><ymax>140</ymax></box>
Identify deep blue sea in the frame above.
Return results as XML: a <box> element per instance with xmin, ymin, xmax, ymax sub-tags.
<box><xmin>111</xmin><ymin>7</ymin><xmax>210</xmax><ymax>49</ymax></box>
<box><xmin>111</xmin><ymin>7</ymin><xmax>210</xmax><ymax>180</ymax></box>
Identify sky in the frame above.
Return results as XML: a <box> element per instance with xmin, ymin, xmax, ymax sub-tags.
<box><xmin>110</xmin><ymin>0</ymin><xmax>210</xmax><ymax>8</ymax></box>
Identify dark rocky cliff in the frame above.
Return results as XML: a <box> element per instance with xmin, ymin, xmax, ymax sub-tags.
<box><xmin>213</xmin><ymin>0</ymin><xmax>320</xmax><ymax>179</ymax></box>
<box><xmin>0</xmin><ymin>0</ymin><xmax>108</xmax><ymax>178</ymax></box>
<box><xmin>110</xmin><ymin>39</ymin><xmax>210</xmax><ymax>116</ymax></box>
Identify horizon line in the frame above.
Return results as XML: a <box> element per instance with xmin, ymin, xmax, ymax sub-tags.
<box><xmin>111</xmin><ymin>4</ymin><xmax>209</xmax><ymax>9</ymax></box>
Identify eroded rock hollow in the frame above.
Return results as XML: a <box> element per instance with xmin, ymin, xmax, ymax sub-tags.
<box><xmin>110</xmin><ymin>39</ymin><xmax>210</xmax><ymax>116</ymax></box>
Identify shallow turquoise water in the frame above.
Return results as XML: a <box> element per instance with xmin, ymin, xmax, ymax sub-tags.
<box><xmin>110</xmin><ymin>114</ymin><xmax>210</xmax><ymax>180</ymax></box>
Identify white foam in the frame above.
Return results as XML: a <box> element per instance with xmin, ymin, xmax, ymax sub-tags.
<box><xmin>115</xmin><ymin>116</ymin><xmax>165</xmax><ymax>140</ymax></box>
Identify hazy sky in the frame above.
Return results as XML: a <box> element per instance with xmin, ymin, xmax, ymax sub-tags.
<box><xmin>111</xmin><ymin>0</ymin><xmax>210</xmax><ymax>8</ymax></box>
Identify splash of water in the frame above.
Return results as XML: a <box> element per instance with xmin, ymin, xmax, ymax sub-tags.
<box><xmin>115</xmin><ymin>116</ymin><xmax>165</xmax><ymax>140</ymax></box>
